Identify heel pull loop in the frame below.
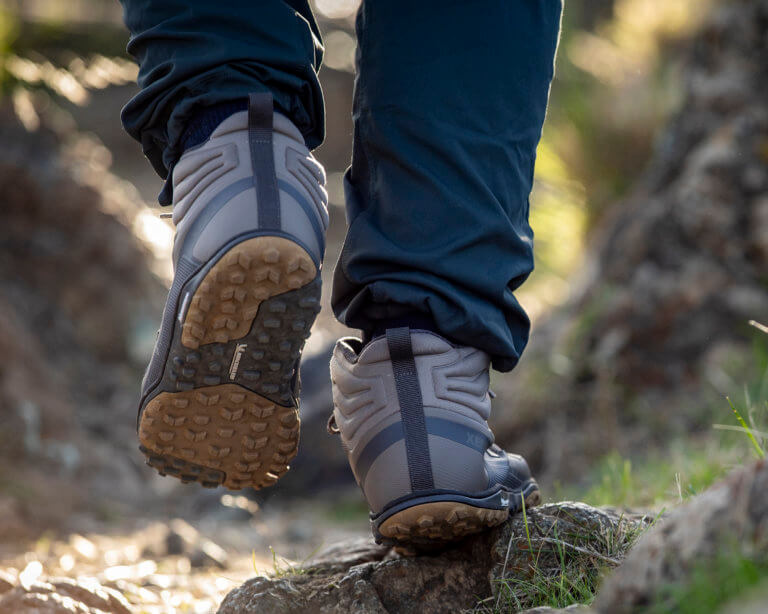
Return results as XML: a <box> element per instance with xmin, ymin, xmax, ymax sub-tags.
<box><xmin>248</xmin><ymin>92</ymin><xmax>281</xmax><ymax>230</ymax></box>
<box><xmin>386</xmin><ymin>327</ymin><xmax>435</xmax><ymax>492</ymax></box>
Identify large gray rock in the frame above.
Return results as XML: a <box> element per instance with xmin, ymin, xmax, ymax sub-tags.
<box><xmin>217</xmin><ymin>503</ymin><xmax>647</xmax><ymax>614</ymax></box>
<box><xmin>594</xmin><ymin>459</ymin><xmax>768</xmax><ymax>613</ymax></box>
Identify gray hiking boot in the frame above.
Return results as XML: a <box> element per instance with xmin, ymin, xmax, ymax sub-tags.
<box><xmin>329</xmin><ymin>327</ymin><xmax>540</xmax><ymax>548</ymax></box>
<box><xmin>137</xmin><ymin>93</ymin><xmax>328</xmax><ymax>490</ymax></box>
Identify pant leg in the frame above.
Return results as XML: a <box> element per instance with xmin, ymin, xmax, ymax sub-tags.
<box><xmin>119</xmin><ymin>0</ymin><xmax>324</xmax><ymax>181</ymax></box>
<box><xmin>331</xmin><ymin>0</ymin><xmax>562</xmax><ymax>372</ymax></box>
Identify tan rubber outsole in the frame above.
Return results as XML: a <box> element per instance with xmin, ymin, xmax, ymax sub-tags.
<box><xmin>139</xmin><ymin>236</ymin><xmax>318</xmax><ymax>490</ymax></box>
<box><xmin>139</xmin><ymin>384</ymin><xmax>299</xmax><ymax>490</ymax></box>
<box><xmin>380</xmin><ymin>489</ymin><xmax>542</xmax><ymax>546</ymax></box>
<box><xmin>181</xmin><ymin>236</ymin><xmax>316</xmax><ymax>348</ymax></box>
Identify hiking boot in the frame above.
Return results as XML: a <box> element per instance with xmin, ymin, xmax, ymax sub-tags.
<box><xmin>137</xmin><ymin>94</ymin><xmax>328</xmax><ymax>490</ymax></box>
<box><xmin>329</xmin><ymin>327</ymin><xmax>540</xmax><ymax>548</ymax></box>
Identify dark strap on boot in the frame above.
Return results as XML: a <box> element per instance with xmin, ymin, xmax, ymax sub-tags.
<box><xmin>386</xmin><ymin>327</ymin><xmax>435</xmax><ymax>491</ymax></box>
<box><xmin>248</xmin><ymin>92</ymin><xmax>281</xmax><ymax>230</ymax></box>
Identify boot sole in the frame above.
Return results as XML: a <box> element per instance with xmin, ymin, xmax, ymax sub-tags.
<box><xmin>377</xmin><ymin>482</ymin><xmax>541</xmax><ymax>550</ymax></box>
<box><xmin>138</xmin><ymin>235</ymin><xmax>320</xmax><ymax>490</ymax></box>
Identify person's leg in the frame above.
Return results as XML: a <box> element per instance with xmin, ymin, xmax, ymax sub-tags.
<box><xmin>333</xmin><ymin>0</ymin><xmax>562</xmax><ymax>373</ymax></box>
<box><xmin>121</xmin><ymin>1</ymin><xmax>330</xmax><ymax>491</ymax></box>
<box><xmin>330</xmin><ymin>0</ymin><xmax>562</xmax><ymax>549</ymax></box>
<box><xmin>119</xmin><ymin>0</ymin><xmax>324</xmax><ymax>200</ymax></box>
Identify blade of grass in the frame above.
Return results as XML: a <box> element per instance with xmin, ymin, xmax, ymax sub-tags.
<box><xmin>728</xmin><ymin>397</ymin><xmax>765</xmax><ymax>459</ymax></box>
<box><xmin>713</xmin><ymin>424</ymin><xmax>768</xmax><ymax>439</ymax></box>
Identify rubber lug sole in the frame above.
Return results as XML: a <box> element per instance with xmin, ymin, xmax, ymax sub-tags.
<box><xmin>138</xmin><ymin>236</ymin><xmax>320</xmax><ymax>490</ymax></box>
<box><xmin>181</xmin><ymin>236</ymin><xmax>316</xmax><ymax>348</ymax></box>
<box><xmin>138</xmin><ymin>384</ymin><xmax>299</xmax><ymax>490</ymax></box>
<box><xmin>377</xmin><ymin>481</ymin><xmax>541</xmax><ymax>552</ymax></box>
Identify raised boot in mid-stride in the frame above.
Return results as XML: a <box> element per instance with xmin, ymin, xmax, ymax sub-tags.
<box><xmin>137</xmin><ymin>93</ymin><xmax>328</xmax><ymax>491</ymax></box>
<box><xmin>329</xmin><ymin>327</ymin><xmax>540</xmax><ymax>549</ymax></box>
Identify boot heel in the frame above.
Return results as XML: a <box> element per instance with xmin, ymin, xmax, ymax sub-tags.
<box><xmin>379</xmin><ymin>501</ymin><xmax>509</xmax><ymax>543</ymax></box>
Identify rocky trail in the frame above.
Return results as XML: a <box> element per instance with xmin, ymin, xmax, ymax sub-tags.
<box><xmin>0</xmin><ymin>495</ymin><xmax>370</xmax><ymax>613</ymax></box>
<box><xmin>4</xmin><ymin>458</ymin><xmax>768</xmax><ymax>613</ymax></box>
<box><xmin>217</xmin><ymin>457</ymin><xmax>768</xmax><ymax>613</ymax></box>
<box><xmin>1</xmin><ymin>0</ymin><xmax>766</xmax><ymax>611</ymax></box>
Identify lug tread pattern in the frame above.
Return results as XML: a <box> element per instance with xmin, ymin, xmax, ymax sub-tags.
<box><xmin>380</xmin><ymin>489</ymin><xmax>542</xmax><ymax>551</ymax></box>
<box><xmin>166</xmin><ymin>278</ymin><xmax>320</xmax><ymax>406</ymax></box>
<box><xmin>139</xmin><ymin>384</ymin><xmax>299</xmax><ymax>490</ymax></box>
<box><xmin>139</xmin><ymin>236</ymin><xmax>321</xmax><ymax>490</ymax></box>
<box><xmin>181</xmin><ymin>236</ymin><xmax>316</xmax><ymax>348</ymax></box>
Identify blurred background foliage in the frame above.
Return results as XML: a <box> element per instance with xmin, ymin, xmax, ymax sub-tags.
<box><xmin>4</xmin><ymin>0</ymin><xmax>756</xmax><ymax>504</ymax></box>
<box><xmin>1</xmin><ymin>2</ymin><xmax>766</xmax><ymax>609</ymax></box>
<box><xmin>0</xmin><ymin>0</ymin><xmax>712</xmax><ymax>318</ymax></box>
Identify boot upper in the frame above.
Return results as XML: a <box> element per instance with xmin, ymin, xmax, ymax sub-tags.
<box><xmin>330</xmin><ymin>330</ymin><xmax>498</xmax><ymax>513</ymax></box>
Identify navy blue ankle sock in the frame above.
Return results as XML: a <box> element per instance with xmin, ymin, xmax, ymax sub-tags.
<box><xmin>180</xmin><ymin>99</ymin><xmax>248</xmax><ymax>153</ymax></box>
<box><xmin>362</xmin><ymin>311</ymin><xmax>444</xmax><ymax>346</ymax></box>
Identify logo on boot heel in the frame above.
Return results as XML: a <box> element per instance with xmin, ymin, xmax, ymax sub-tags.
<box><xmin>229</xmin><ymin>343</ymin><xmax>247</xmax><ymax>380</ymax></box>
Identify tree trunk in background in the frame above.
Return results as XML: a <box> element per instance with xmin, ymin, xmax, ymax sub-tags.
<box><xmin>493</xmin><ymin>0</ymin><xmax>768</xmax><ymax>483</ymax></box>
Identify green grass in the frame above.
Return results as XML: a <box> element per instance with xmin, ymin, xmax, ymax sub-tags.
<box><xmin>266</xmin><ymin>546</ymin><xmax>309</xmax><ymax>577</ymax></box>
<box><xmin>475</xmin><ymin>324</ymin><xmax>768</xmax><ymax>613</ymax></box>
<box><xmin>556</xmin><ymin>327</ymin><xmax>768</xmax><ymax>511</ymax></box>
<box><xmin>723</xmin><ymin>398</ymin><xmax>766</xmax><ymax>459</ymax></box>
<box><xmin>710</xmin><ymin>324</ymin><xmax>768</xmax><ymax>461</ymax></box>
<box><xmin>492</xmin><ymin>502</ymin><xmax>610</xmax><ymax>611</ymax></box>
<box><xmin>250</xmin><ymin>544</ymin><xmax>323</xmax><ymax>579</ymax></box>
<box><xmin>471</xmin><ymin>498</ymin><xmax>653</xmax><ymax>613</ymax></box>
<box><xmin>562</xmin><ymin>442</ymin><xmax>745</xmax><ymax>510</ymax></box>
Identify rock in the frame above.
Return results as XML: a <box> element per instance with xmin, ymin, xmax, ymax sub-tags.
<box><xmin>594</xmin><ymin>460</ymin><xmax>768</xmax><ymax>613</ymax></box>
<box><xmin>164</xmin><ymin>527</ymin><xmax>186</xmax><ymax>556</ymax></box>
<box><xmin>0</xmin><ymin>571</ymin><xmax>15</xmax><ymax>596</ymax></box>
<box><xmin>0</xmin><ymin>575</ymin><xmax>131</xmax><ymax>614</ymax></box>
<box><xmin>163</xmin><ymin>519</ymin><xmax>229</xmax><ymax>569</ymax></box>
<box><xmin>304</xmin><ymin>537</ymin><xmax>391</xmax><ymax>573</ymax></box>
<box><xmin>217</xmin><ymin>502</ymin><xmax>646</xmax><ymax>614</ymax></box>
<box><xmin>189</xmin><ymin>540</ymin><xmax>229</xmax><ymax>570</ymax></box>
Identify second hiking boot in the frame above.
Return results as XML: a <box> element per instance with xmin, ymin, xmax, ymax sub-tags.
<box><xmin>137</xmin><ymin>93</ymin><xmax>328</xmax><ymax>490</ymax></box>
<box><xmin>330</xmin><ymin>328</ymin><xmax>540</xmax><ymax>548</ymax></box>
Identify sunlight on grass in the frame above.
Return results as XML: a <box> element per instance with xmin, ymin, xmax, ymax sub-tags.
<box><xmin>565</xmin><ymin>444</ymin><xmax>743</xmax><ymax>510</ymax></box>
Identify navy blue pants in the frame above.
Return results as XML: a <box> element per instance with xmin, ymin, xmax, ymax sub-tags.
<box><xmin>120</xmin><ymin>0</ymin><xmax>562</xmax><ymax>372</ymax></box>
